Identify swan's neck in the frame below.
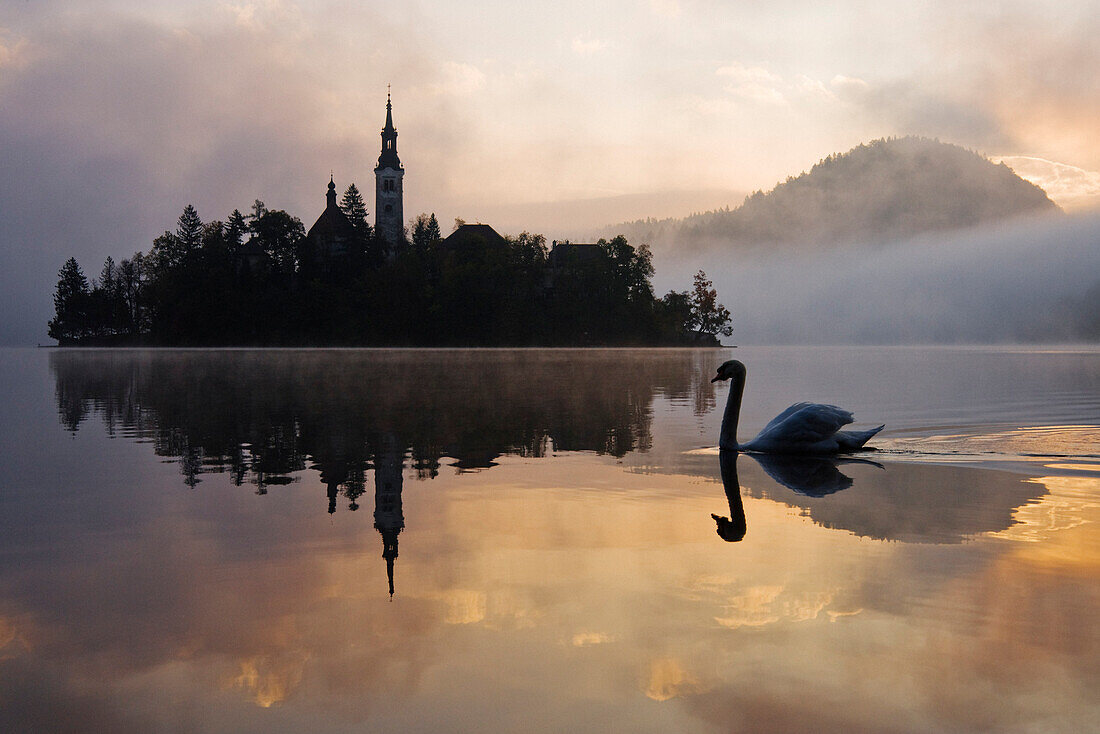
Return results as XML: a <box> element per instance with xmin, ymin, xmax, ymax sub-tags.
<box><xmin>719</xmin><ymin>371</ymin><xmax>744</xmax><ymax>451</ymax></box>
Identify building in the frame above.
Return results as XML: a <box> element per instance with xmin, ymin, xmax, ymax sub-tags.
<box><xmin>301</xmin><ymin>175</ymin><xmax>359</xmax><ymax>274</ymax></box>
<box><xmin>545</xmin><ymin>240</ymin><xmax>606</xmax><ymax>289</ymax></box>
<box><xmin>440</xmin><ymin>223</ymin><xmax>509</xmax><ymax>254</ymax></box>
<box><xmin>374</xmin><ymin>90</ymin><xmax>404</xmax><ymax>250</ymax></box>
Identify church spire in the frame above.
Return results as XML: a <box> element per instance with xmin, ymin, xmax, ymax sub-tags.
<box><xmin>326</xmin><ymin>174</ymin><xmax>337</xmax><ymax>208</ymax></box>
<box><xmin>375</xmin><ymin>87</ymin><xmax>405</xmax><ymax>249</ymax></box>
<box><xmin>384</xmin><ymin>85</ymin><xmax>395</xmax><ymax>133</ymax></box>
<box><xmin>377</xmin><ymin>86</ymin><xmax>400</xmax><ymax>170</ymax></box>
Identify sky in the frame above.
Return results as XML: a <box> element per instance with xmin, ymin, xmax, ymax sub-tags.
<box><xmin>2</xmin><ymin>0</ymin><xmax>1099</xmax><ymax>344</ymax></box>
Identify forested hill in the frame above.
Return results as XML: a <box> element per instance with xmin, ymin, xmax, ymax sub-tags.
<box><xmin>607</xmin><ymin>137</ymin><xmax>1060</xmax><ymax>252</ymax></box>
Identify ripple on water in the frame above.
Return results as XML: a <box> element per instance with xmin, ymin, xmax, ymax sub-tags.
<box><xmin>874</xmin><ymin>425</ymin><xmax>1100</xmax><ymax>468</ymax></box>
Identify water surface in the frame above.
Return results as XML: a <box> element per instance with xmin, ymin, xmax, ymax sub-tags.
<box><xmin>1</xmin><ymin>347</ymin><xmax>1097</xmax><ymax>732</ymax></box>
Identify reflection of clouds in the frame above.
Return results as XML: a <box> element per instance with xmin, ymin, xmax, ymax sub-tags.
<box><xmin>436</xmin><ymin>589</ymin><xmax>487</xmax><ymax>625</ymax></box>
<box><xmin>998</xmin><ymin>474</ymin><xmax>1100</xmax><ymax>544</ymax></box>
<box><xmin>0</xmin><ymin>616</ymin><xmax>30</xmax><ymax>659</ymax></box>
<box><xmin>644</xmin><ymin>658</ymin><xmax>705</xmax><ymax>702</ymax></box>
<box><xmin>713</xmin><ymin>585</ymin><xmax>834</xmax><ymax>629</ymax></box>
<box><xmin>226</xmin><ymin>652</ymin><xmax>310</xmax><ymax>708</ymax></box>
<box><xmin>571</xmin><ymin>632</ymin><xmax>612</xmax><ymax>647</ymax></box>
<box><xmin>3</xmin><ymin>418</ymin><xmax>1098</xmax><ymax>731</ymax></box>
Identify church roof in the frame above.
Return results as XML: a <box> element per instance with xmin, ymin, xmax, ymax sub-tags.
<box><xmin>307</xmin><ymin>178</ymin><xmax>357</xmax><ymax>243</ymax></box>
<box><xmin>441</xmin><ymin>223</ymin><xmax>509</xmax><ymax>251</ymax></box>
<box><xmin>307</xmin><ymin>204</ymin><xmax>357</xmax><ymax>241</ymax></box>
<box><xmin>548</xmin><ymin>242</ymin><xmax>605</xmax><ymax>268</ymax></box>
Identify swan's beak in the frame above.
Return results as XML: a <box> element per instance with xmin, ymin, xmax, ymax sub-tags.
<box><xmin>710</xmin><ymin>373</ymin><xmax>724</xmax><ymax>383</ymax></box>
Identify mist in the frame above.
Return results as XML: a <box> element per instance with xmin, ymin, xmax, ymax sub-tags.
<box><xmin>652</xmin><ymin>212</ymin><xmax>1100</xmax><ymax>344</ymax></box>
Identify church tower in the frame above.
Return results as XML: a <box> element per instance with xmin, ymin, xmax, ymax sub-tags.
<box><xmin>374</xmin><ymin>89</ymin><xmax>405</xmax><ymax>250</ymax></box>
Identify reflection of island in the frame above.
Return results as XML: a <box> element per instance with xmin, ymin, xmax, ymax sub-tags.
<box><xmin>51</xmin><ymin>351</ymin><xmax>718</xmax><ymax>489</ymax></box>
<box><xmin>51</xmin><ymin>350</ymin><xmax>721</xmax><ymax>593</ymax></box>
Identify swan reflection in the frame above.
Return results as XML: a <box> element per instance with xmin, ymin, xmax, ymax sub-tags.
<box><xmin>748</xmin><ymin>453</ymin><xmax>884</xmax><ymax>497</ymax></box>
<box><xmin>712</xmin><ymin>452</ymin><xmax>747</xmax><ymax>542</ymax></box>
<box><xmin>712</xmin><ymin>452</ymin><xmax>887</xmax><ymax>541</ymax></box>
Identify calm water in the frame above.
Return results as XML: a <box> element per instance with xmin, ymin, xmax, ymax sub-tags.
<box><xmin>1</xmin><ymin>347</ymin><xmax>1098</xmax><ymax>733</ymax></box>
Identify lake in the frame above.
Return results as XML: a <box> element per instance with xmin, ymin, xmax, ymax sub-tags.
<box><xmin>1</xmin><ymin>346</ymin><xmax>1098</xmax><ymax>733</ymax></box>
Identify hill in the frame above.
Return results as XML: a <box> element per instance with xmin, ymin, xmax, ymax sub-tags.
<box><xmin>606</xmin><ymin>137</ymin><xmax>1060</xmax><ymax>252</ymax></box>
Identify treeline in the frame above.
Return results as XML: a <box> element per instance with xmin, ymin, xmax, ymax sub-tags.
<box><xmin>48</xmin><ymin>187</ymin><xmax>732</xmax><ymax>346</ymax></box>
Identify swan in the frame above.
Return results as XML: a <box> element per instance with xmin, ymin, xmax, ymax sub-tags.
<box><xmin>711</xmin><ymin>359</ymin><xmax>883</xmax><ymax>454</ymax></box>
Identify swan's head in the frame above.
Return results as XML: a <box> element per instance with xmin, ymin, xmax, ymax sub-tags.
<box><xmin>710</xmin><ymin>359</ymin><xmax>746</xmax><ymax>383</ymax></box>
<box><xmin>711</xmin><ymin>513</ymin><xmax>746</xmax><ymax>542</ymax></box>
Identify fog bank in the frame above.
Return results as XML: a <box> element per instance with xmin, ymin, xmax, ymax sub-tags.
<box><xmin>653</xmin><ymin>212</ymin><xmax>1100</xmax><ymax>344</ymax></box>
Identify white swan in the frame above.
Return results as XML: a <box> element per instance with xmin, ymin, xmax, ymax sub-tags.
<box><xmin>711</xmin><ymin>359</ymin><xmax>883</xmax><ymax>454</ymax></box>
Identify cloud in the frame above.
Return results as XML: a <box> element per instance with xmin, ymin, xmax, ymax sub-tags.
<box><xmin>716</xmin><ymin>63</ymin><xmax>786</xmax><ymax>105</ymax></box>
<box><xmin>435</xmin><ymin>61</ymin><xmax>487</xmax><ymax>95</ymax></box>
<box><xmin>0</xmin><ymin>30</ymin><xmax>30</xmax><ymax>70</ymax></box>
<box><xmin>650</xmin><ymin>0</ymin><xmax>681</xmax><ymax>19</ymax></box>
<box><xmin>571</xmin><ymin>35</ymin><xmax>609</xmax><ymax>56</ymax></box>
<box><xmin>828</xmin><ymin>76</ymin><xmax>1008</xmax><ymax>150</ymax></box>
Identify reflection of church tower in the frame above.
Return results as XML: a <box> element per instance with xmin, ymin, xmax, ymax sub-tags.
<box><xmin>374</xmin><ymin>434</ymin><xmax>405</xmax><ymax>597</ymax></box>
<box><xmin>374</xmin><ymin>89</ymin><xmax>404</xmax><ymax>251</ymax></box>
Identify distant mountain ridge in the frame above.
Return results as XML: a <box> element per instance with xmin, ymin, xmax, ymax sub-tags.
<box><xmin>606</xmin><ymin>137</ymin><xmax>1060</xmax><ymax>252</ymax></box>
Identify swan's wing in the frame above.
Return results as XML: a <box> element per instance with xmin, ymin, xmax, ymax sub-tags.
<box><xmin>760</xmin><ymin>402</ymin><xmax>816</xmax><ymax>433</ymax></box>
<box><xmin>754</xmin><ymin>403</ymin><xmax>853</xmax><ymax>445</ymax></box>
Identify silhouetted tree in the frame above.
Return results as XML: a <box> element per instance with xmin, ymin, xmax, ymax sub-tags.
<box><xmin>176</xmin><ymin>204</ymin><xmax>204</xmax><ymax>254</ymax></box>
<box><xmin>251</xmin><ymin>209</ymin><xmax>305</xmax><ymax>274</ymax></box>
<box><xmin>411</xmin><ymin>212</ymin><xmax>443</xmax><ymax>251</ymax></box>
<box><xmin>226</xmin><ymin>209</ymin><xmax>248</xmax><ymax>248</ymax></box>
<box><xmin>340</xmin><ymin>184</ymin><xmax>369</xmax><ymax>230</ymax></box>
<box><xmin>658</xmin><ymin>289</ymin><xmax>694</xmax><ymax>341</ymax></box>
<box><xmin>117</xmin><ymin>253</ymin><xmax>147</xmax><ymax>334</ymax></box>
<box><xmin>689</xmin><ymin>270</ymin><xmax>732</xmax><ymax>341</ymax></box>
<box><xmin>48</xmin><ymin>258</ymin><xmax>91</xmax><ymax>343</ymax></box>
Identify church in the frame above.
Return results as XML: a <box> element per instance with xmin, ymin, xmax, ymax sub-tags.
<box><xmin>301</xmin><ymin>90</ymin><xmax>595</xmax><ymax>271</ymax></box>
<box><xmin>302</xmin><ymin>90</ymin><xmax>407</xmax><ymax>263</ymax></box>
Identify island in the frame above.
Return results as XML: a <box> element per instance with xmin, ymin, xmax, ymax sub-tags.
<box><xmin>47</xmin><ymin>94</ymin><xmax>732</xmax><ymax>347</ymax></box>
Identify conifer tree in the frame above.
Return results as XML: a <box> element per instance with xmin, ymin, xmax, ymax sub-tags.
<box><xmin>426</xmin><ymin>213</ymin><xmax>442</xmax><ymax>242</ymax></box>
<box><xmin>340</xmin><ymin>184</ymin><xmax>369</xmax><ymax>230</ymax></box>
<box><xmin>176</xmin><ymin>204</ymin><xmax>204</xmax><ymax>252</ymax></box>
<box><xmin>48</xmin><ymin>258</ymin><xmax>90</xmax><ymax>343</ymax></box>
<box><xmin>226</xmin><ymin>209</ymin><xmax>248</xmax><ymax>247</ymax></box>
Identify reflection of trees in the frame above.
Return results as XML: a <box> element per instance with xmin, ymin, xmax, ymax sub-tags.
<box><xmin>50</xmin><ymin>350</ymin><xmax>718</xmax><ymax>500</ymax></box>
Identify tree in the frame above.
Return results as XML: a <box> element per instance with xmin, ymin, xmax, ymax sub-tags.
<box><xmin>176</xmin><ymin>204</ymin><xmax>204</xmax><ymax>253</ymax></box>
<box><xmin>411</xmin><ymin>212</ymin><xmax>443</xmax><ymax>251</ymax></box>
<box><xmin>226</xmin><ymin>209</ymin><xmax>248</xmax><ymax>248</ymax></box>
<box><xmin>689</xmin><ymin>270</ymin><xmax>732</xmax><ymax>341</ymax></box>
<box><xmin>48</xmin><ymin>258</ymin><xmax>91</xmax><ymax>343</ymax></box>
<box><xmin>249</xmin><ymin>199</ymin><xmax>268</xmax><ymax>223</ymax></box>
<box><xmin>117</xmin><ymin>253</ymin><xmax>148</xmax><ymax>334</ymax></box>
<box><xmin>251</xmin><ymin>209</ymin><xmax>305</xmax><ymax>274</ymax></box>
<box><xmin>99</xmin><ymin>256</ymin><xmax>120</xmax><ymax>301</ymax></box>
<box><xmin>340</xmin><ymin>184</ymin><xmax>369</xmax><ymax>230</ymax></box>
<box><xmin>658</xmin><ymin>289</ymin><xmax>694</xmax><ymax>340</ymax></box>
